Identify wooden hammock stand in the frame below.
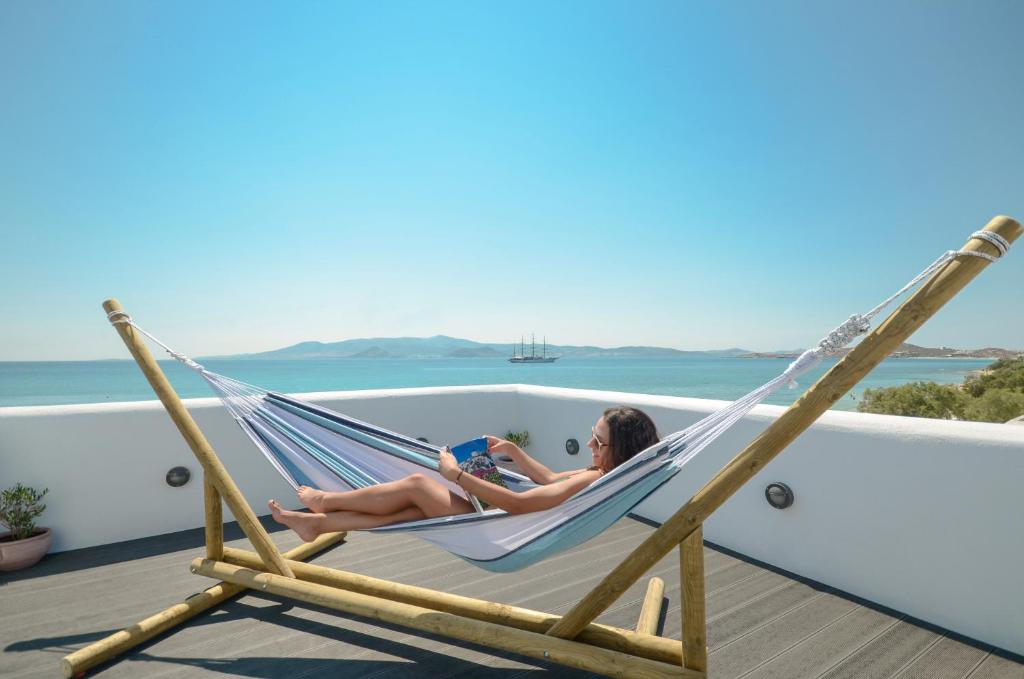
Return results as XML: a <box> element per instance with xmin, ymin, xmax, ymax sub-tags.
<box><xmin>64</xmin><ymin>217</ymin><xmax>1019</xmax><ymax>678</ymax></box>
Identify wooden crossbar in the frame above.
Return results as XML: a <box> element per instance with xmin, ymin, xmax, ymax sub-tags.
<box><xmin>221</xmin><ymin>546</ymin><xmax>685</xmax><ymax>665</ymax></box>
<box><xmin>193</xmin><ymin>557</ymin><xmax>703</xmax><ymax>679</ymax></box>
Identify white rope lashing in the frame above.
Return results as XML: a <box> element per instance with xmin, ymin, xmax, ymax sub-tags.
<box><xmin>779</xmin><ymin>230</ymin><xmax>1008</xmax><ymax>385</ymax></box>
<box><xmin>106</xmin><ymin>310</ymin><xmax>206</xmax><ymax>372</ymax></box>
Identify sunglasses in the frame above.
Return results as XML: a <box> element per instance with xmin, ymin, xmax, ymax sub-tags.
<box><xmin>591</xmin><ymin>427</ymin><xmax>609</xmax><ymax>449</ymax></box>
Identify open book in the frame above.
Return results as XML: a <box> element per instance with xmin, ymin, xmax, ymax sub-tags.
<box><xmin>448</xmin><ymin>437</ymin><xmax>508</xmax><ymax>513</ymax></box>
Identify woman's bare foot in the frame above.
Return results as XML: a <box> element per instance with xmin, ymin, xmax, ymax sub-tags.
<box><xmin>296</xmin><ymin>486</ymin><xmax>327</xmax><ymax>513</ymax></box>
<box><xmin>268</xmin><ymin>499</ymin><xmax>322</xmax><ymax>542</ymax></box>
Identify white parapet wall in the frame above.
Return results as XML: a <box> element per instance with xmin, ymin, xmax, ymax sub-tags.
<box><xmin>1</xmin><ymin>383</ymin><xmax>1022</xmax><ymax>656</ymax></box>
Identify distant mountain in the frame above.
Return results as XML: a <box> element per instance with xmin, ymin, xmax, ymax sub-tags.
<box><xmin>448</xmin><ymin>347</ymin><xmax>504</xmax><ymax>358</ymax></box>
<box><xmin>740</xmin><ymin>343</ymin><xmax>1019</xmax><ymax>360</ymax></box>
<box><xmin>207</xmin><ymin>336</ymin><xmax>753</xmax><ymax>360</ymax></box>
<box><xmin>220</xmin><ymin>335</ymin><xmax>484</xmax><ymax>360</ymax></box>
<box><xmin>205</xmin><ymin>336</ymin><xmax>1018</xmax><ymax>361</ymax></box>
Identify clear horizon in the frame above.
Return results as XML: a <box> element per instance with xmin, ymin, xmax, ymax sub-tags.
<box><xmin>2</xmin><ymin>2</ymin><xmax>1022</xmax><ymax>361</ymax></box>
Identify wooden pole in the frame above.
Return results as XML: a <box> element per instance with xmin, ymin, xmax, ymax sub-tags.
<box><xmin>680</xmin><ymin>526</ymin><xmax>706</xmax><ymax>673</ymax></box>
<box><xmin>61</xmin><ymin>532</ymin><xmax>343</xmax><ymax>678</ymax></box>
<box><xmin>548</xmin><ymin>216</ymin><xmax>1021</xmax><ymax>639</ymax></box>
<box><xmin>204</xmin><ymin>475</ymin><xmax>223</xmax><ymax>560</ymax></box>
<box><xmin>221</xmin><ymin>546</ymin><xmax>684</xmax><ymax>665</ymax></box>
<box><xmin>192</xmin><ymin>558</ymin><xmax>701</xmax><ymax>679</ymax></box>
<box><xmin>635</xmin><ymin>577</ymin><xmax>665</xmax><ymax>636</ymax></box>
<box><xmin>102</xmin><ymin>298</ymin><xmax>294</xmax><ymax>578</ymax></box>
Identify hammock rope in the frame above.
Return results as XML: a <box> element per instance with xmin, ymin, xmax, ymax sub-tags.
<box><xmin>105</xmin><ymin>233</ymin><xmax>1008</xmax><ymax>571</ymax></box>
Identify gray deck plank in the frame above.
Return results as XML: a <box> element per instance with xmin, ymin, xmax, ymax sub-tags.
<box><xmin>893</xmin><ymin>636</ymin><xmax>990</xmax><ymax>679</ymax></box>
<box><xmin>708</xmin><ymin>593</ymin><xmax>860</xmax><ymax>678</ymax></box>
<box><xmin>1</xmin><ymin>516</ymin><xmax>1019</xmax><ymax>679</ymax></box>
<box><xmin>739</xmin><ymin>605</ymin><xmax>898</xmax><ymax>679</ymax></box>
<box><xmin>817</xmin><ymin>620</ymin><xmax>939</xmax><ymax>679</ymax></box>
<box><xmin>967</xmin><ymin>654</ymin><xmax>1024</xmax><ymax>679</ymax></box>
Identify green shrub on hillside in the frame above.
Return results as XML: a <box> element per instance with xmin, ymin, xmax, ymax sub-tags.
<box><xmin>962</xmin><ymin>357</ymin><xmax>1024</xmax><ymax>397</ymax></box>
<box><xmin>858</xmin><ymin>382</ymin><xmax>968</xmax><ymax>419</ymax></box>
<box><xmin>962</xmin><ymin>388</ymin><xmax>1024</xmax><ymax>423</ymax></box>
<box><xmin>858</xmin><ymin>357</ymin><xmax>1024</xmax><ymax>422</ymax></box>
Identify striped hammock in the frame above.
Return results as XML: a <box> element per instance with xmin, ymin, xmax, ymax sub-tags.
<box><xmin>199</xmin><ymin>362</ymin><xmax>815</xmax><ymax>572</ymax></box>
<box><xmin>113</xmin><ymin>235</ymin><xmax>1006</xmax><ymax>572</ymax></box>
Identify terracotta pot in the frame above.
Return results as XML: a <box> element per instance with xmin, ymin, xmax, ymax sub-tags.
<box><xmin>0</xmin><ymin>528</ymin><xmax>52</xmax><ymax>571</ymax></box>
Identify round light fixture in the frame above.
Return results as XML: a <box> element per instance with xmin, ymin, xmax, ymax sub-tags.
<box><xmin>764</xmin><ymin>482</ymin><xmax>794</xmax><ymax>509</ymax></box>
<box><xmin>166</xmin><ymin>466</ymin><xmax>191</xmax><ymax>488</ymax></box>
<box><xmin>565</xmin><ymin>438</ymin><xmax>580</xmax><ymax>455</ymax></box>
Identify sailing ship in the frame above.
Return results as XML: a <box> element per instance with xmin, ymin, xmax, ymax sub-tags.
<box><xmin>509</xmin><ymin>334</ymin><xmax>558</xmax><ymax>363</ymax></box>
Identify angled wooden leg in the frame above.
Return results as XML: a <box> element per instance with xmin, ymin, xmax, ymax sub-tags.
<box><xmin>546</xmin><ymin>217</ymin><xmax>1020</xmax><ymax>639</ymax></box>
<box><xmin>103</xmin><ymin>299</ymin><xmax>293</xmax><ymax>578</ymax></box>
<box><xmin>61</xmin><ymin>532</ymin><xmax>344</xmax><ymax>678</ymax></box>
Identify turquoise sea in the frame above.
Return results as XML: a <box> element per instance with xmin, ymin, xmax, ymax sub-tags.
<box><xmin>0</xmin><ymin>356</ymin><xmax>992</xmax><ymax>410</ymax></box>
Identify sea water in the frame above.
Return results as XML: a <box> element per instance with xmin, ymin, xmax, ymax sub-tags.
<box><xmin>0</xmin><ymin>356</ymin><xmax>991</xmax><ymax>410</ymax></box>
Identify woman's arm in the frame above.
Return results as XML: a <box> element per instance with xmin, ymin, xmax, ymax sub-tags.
<box><xmin>439</xmin><ymin>449</ymin><xmax>600</xmax><ymax>515</ymax></box>
<box><xmin>486</xmin><ymin>436</ymin><xmax>583</xmax><ymax>485</ymax></box>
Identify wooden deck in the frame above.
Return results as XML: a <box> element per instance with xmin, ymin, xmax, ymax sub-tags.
<box><xmin>2</xmin><ymin>516</ymin><xmax>1021</xmax><ymax>678</ymax></box>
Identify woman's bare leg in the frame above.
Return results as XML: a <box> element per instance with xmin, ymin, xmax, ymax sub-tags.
<box><xmin>268</xmin><ymin>500</ymin><xmax>428</xmax><ymax>542</ymax></box>
<box><xmin>296</xmin><ymin>474</ymin><xmax>468</xmax><ymax>516</ymax></box>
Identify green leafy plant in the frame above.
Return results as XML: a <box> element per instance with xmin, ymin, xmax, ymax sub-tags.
<box><xmin>0</xmin><ymin>483</ymin><xmax>48</xmax><ymax>541</ymax></box>
<box><xmin>962</xmin><ymin>357</ymin><xmax>1024</xmax><ymax>397</ymax></box>
<box><xmin>859</xmin><ymin>382</ymin><xmax>968</xmax><ymax>420</ymax></box>
<box><xmin>505</xmin><ymin>430</ymin><xmax>530</xmax><ymax>449</ymax></box>
<box><xmin>963</xmin><ymin>388</ymin><xmax>1024</xmax><ymax>423</ymax></box>
<box><xmin>858</xmin><ymin>356</ymin><xmax>1024</xmax><ymax>422</ymax></box>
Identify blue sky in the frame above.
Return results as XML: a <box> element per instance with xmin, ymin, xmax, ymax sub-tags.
<box><xmin>1</xmin><ymin>1</ymin><xmax>1022</xmax><ymax>360</ymax></box>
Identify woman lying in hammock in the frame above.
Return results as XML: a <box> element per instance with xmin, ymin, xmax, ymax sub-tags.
<box><xmin>268</xmin><ymin>406</ymin><xmax>659</xmax><ymax>541</ymax></box>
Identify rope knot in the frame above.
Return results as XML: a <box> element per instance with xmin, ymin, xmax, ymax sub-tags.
<box><xmin>170</xmin><ymin>351</ymin><xmax>205</xmax><ymax>371</ymax></box>
<box><xmin>817</xmin><ymin>314</ymin><xmax>870</xmax><ymax>355</ymax></box>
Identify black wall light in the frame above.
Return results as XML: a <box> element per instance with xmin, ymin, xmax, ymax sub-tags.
<box><xmin>166</xmin><ymin>466</ymin><xmax>191</xmax><ymax>488</ymax></box>
<box><xmin>565</xmin><ymin>438</ymin><xmax>580</xmax><ymax>455</ymax></box>
<box><xmin>764</xmin><ymin>482</ymin><xmax>794</xmax><ymax>509</ymax></box>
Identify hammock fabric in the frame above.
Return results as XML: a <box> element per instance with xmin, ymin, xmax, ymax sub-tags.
<box><xmin>114</xmin><ymin>234</ymin><xmax>1008</xmax><ymax>572</ymax></box>
<box><xmin>199</xmin><ymin>364</ymin><xmax>808</xmax><ymax>572</ymax></box>
<box><xmin>163</xmin><ymin>321</ymin><xmax>869</xmax><ymax>572</ymax></box>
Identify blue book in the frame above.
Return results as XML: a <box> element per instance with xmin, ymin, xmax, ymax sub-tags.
<box><xmin>450</xmin><ymin>437</ymin><xmax>489</xmax><ymax>464</ymax></box>
<box><xmin>447</xmin><ymin>437</ymin><xmax>506</xmax><ymax>513</ymax></box>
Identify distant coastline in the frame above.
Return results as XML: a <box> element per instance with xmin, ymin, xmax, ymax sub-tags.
<box><xmin>203</xmin><ymin>336</ymin><xmax>1019</xmax><ymax>362</ymax></box>
<box><xmin>743</xmin><ymin>342</ymin><xmax>1019</xmax><ymax>361</ymax></box>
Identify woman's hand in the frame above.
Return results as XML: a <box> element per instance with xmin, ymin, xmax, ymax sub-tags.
<box><xmin>438</xmin><ymin>447</ymin><xmax>460</xmax><ymax>482</ymax></box>
<box><xmin>486</xmin><ymin>435</ymin><xmax>518</xmax><ymax>455</ymax></box>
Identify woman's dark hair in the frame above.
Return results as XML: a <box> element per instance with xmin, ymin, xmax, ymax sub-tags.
<box><xmin>600</xmin><ymin>406</ymin><xmax>659</xmax><ymax>473</ymax></box>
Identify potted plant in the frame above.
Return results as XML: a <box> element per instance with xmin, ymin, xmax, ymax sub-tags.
<box><xmin>0</xmin><ymin>483</ymin><xmax>51</xmax><ymax>571</ymax></box>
